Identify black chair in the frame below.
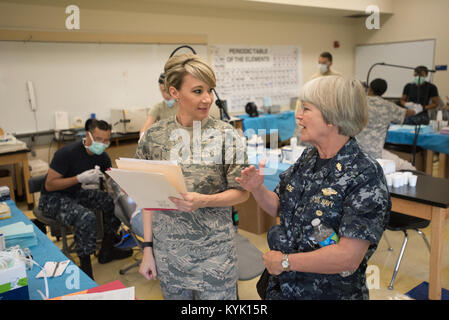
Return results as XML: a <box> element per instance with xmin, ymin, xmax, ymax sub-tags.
<box><xmin>28</xmin><ymin>175</ymin><xmax>76</xmax><ymax>258</ymax></box>
<box><xmin>386</xmin><ymin>170</ymin><xmax>431</xmax><ymax>290</ymax></box>
<box><xmin>28</xmin><ymin>175</ymin><xmax>105</xmax><ymax>260</ymax></box>
<box><xmin>113</xmin><ymin>193</ymin><xmax>143</xmax><ymax>275</ymax></box>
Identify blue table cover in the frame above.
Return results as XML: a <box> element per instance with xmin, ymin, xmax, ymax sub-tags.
<box><xmin>386</xmin><ymin>125</ymin><xmax>449</xmax><ymax>155</ymax></box>
<box><xmin>238</xmin><ymin>111</ymin><xmax>296</xmax><ymax>142</ymax></box>
<box><xmin>0</xmin><ymin>200</ymin><xmax>97</xmax><ymax>299</ymax></box>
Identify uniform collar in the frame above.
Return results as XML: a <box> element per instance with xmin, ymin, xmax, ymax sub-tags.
<box><xmin>301</xmin><ymin>138</ymin><xmax>360</xmax><ymax>181</ymax></box>
<box><xmin>174</xmin><ymin>115</ymin><xmax>211</xmax><ymax>130</ymax></box>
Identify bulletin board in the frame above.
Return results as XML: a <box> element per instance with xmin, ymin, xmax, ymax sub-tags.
<box><xmin>210</xmin><ymin>45</ymin><xmax>302</xmax><ymax>114</ymax></box>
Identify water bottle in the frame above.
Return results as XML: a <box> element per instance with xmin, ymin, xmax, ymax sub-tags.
<box><xmin>311</xmin><ymin>218</ymin><xmax>354</xmax><ymax>277</ymax></box>
<box><xmin>311</xmin><ymin>218</ymin><xmax>339</xmax><ymax>246</ymax></box>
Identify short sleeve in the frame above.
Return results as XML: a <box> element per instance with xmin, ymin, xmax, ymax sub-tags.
<box><xmin>134</xmin><ymin>129</ymin><xmax>152</xmax><ymax>160</ymax></box>
<box><xmin>148</xmin><ymin>102</ymin><xmax>163</xmax><ymax>120</ymax></box>
<box><xmin>429</xmin><ymin>83</ymin><xmax>439</xmax><ymax>98</ymax></box>
<box><xmin>274</xmin><ymin>166</ymin><xmax>292</xmax><ymax>198</ymax></box>
<box><xmin>389</xmin><ymin>102</ymin><xmax>406</xmax><ymax>124</ymax></box>
<box><xmin>50</xmin><ymin>149</ymin><xmax>70</xmax><ymax>176</ymax></box>
<box><xmin>402</xmin><ymin>83</ymin><xmax>411</xmax><ymax>96</ymax></box>
<box><xmin>222</xmin><ymin>128</ymin><xmax>249</xmax><ymax>191</ymax></box>
<box><xmin>338</xmin><ymin>166</ymin><xmax>391</xmax><ymax>245</ymax></box>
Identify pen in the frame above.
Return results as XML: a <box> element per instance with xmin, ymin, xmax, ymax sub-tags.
<box><xmin>52</xmin><ymin>261</ymin><xmax>60</xmax><ymax>277</ymax></box>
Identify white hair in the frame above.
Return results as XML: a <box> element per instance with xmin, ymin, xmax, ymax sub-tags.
<box><xmin>298</xmin><ymin>76</ymin><xmax>368</xmax><ymax>137</ymax></box>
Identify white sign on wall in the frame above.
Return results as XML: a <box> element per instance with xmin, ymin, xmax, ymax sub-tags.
<box><xmin>210</xmin><ymin>45</ymin><xmax>302</xmax><ymax>114</ymax></box>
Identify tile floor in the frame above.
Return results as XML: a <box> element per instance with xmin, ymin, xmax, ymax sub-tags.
<box><xmin>19</xmin><ymin>203</ymin><xmax>449</xmax><ymax>300</ymax></box>
<box><xmin>17</xmin><ymin>158</ymin><xmax>449</xmax><ymax>300</ymax></box>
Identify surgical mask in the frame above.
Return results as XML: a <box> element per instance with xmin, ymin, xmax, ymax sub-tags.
<box><xmin>318</xmin><ymin>63</ymin><xmax>328</xmax><ymax>74</ymax></box>
<box><xmin>86</xmin><ymin>132</ymin><xmax>109</xmax><ymax>155</ymax></box>
<box><xmin>413</xmin><ymin>76</ymin><xmax>426</xmax><ymax>85</ymax></box>
<box><xmin>165</xmin><ymin>99</ymin><xmax>176</xmax><ymax>107</ymax></box>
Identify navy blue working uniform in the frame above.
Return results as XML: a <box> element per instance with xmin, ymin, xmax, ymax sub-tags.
<box><xmin>39</xmin><ymin>140</ymin><xmax>120</xmax><ymax>257</ymax></box>
<box><xmin>266</xmin><ymin>138</ymin><xmax>391</xmax><ymax>300</ymax></box>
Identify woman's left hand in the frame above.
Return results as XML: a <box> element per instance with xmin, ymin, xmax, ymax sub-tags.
<box><xmin>169</xmin><ymin>192</ymin><xmax>205</xmax><ymax>212</ymax></box>
<box><xmin>262</xmin><ymin>250</ymin><xmax>284</xmax><ymax>276</ymax></box>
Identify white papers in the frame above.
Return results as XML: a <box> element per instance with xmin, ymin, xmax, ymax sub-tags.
<box><xmin>0</xmin><ymin>221</ymin><xmax>37</xmax><ymax>248</ymax></box>
<box><xmin>36</xmin><ymin>260</ymin><xmax>70</xmax><ymax>279</ymax></box>
<box><xmin>0</xmin><ymin>133</ymin><xmax>27</xmax><ymax>154</ymax></box>
<box><xmin>106</xmin><ymin>169</ymin><xmax>181</xmax><ymax>210</ymax></box>
<box><xmin>61</xmin><ymin>287</ymin><xmax>135</xmax><ymax>300</ymax></box>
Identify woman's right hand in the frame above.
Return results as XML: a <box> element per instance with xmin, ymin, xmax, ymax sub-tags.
<box><xmin>235</xmin><ymin>159</ymin><xmax>266</xmax><ymax>193</ymax></box>
<box><xmin>139</xmin><ymin>248</ymin><xmax>157</xmax><ymax>280</ymax></box>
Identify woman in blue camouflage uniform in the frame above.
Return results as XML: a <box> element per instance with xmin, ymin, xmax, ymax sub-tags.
<box><xmin>237</xmin><ymin>76</ymin><xmax>391</xmax><ymax>299</ymax></box>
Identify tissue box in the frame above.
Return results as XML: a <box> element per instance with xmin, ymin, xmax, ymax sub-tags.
<box><xmin>0</xmin><ymin>256</ymin><xmax>29</xmax><ymax>300</ymax></box>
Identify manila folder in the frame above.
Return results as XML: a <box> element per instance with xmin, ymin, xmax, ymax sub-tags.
<box><xmin>115</xmin><ymin>158</ymin><xmax>187</xmax><ymax>194</ymax></box>
<box><xmin>106</xmin><ymin>168</ymin><xmax>181</xmax><ymax>210</ymax></box>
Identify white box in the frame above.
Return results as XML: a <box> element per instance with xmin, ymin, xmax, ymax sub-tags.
<box><xmin>110</xmin><ymin>108</ymin><xmax>147</xmax><ymax>134</ymax></box>
<box><xmin>0</xmin><ymin>255</ymin><xmax>29</xmax><ymax>300</ymax></box>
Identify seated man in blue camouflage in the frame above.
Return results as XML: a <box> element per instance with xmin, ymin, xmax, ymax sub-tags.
<box><xmin>39</xmin><ymin>119</ymin><xmax>133</xmax><ymax>279</ymax></box>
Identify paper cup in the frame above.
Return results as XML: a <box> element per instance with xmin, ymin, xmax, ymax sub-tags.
<box><xmin>386</xmin><ymin>174</ymin><xmax>393</xmax><ymax>186</ymax></box>
<box><xmin>408</xmin><ymin>175</ymin><xmax>418</xmax><ymax>187</ymax></box>
<box><xmin>429</xmin><ymin>120</ymin><xmax>438</xmax><ymax>132</ymax></box>
<box><xmin>393</xmin><ymin>175</ymin><xmax>402</xmax><ymax>188</ymax></box>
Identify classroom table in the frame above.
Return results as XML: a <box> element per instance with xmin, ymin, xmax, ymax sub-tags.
<box><xmin>55</xmin><ymin>130</ymin><xmax>140</xmax><ymax>148</ymax></box>
<box><xmin>0</xmin><ymin>200</ymin><xmax>97</xmax><ymax>299</ymax></box>
<box><xmin>388</xmin><ymin>175</ymin><xmax>449</xmax><ymax>300</ymax></box>
<box><xmin>0</xmin><ymin>149</ymin><xmax>33</xmax><ymax>208</ymax></box>
<box><xmin>236</xmin><ymin>158</ymin><xmax>449</xmax><ymax>300</ymax></box>
<box><xmin>386</xmin><ymin>125</ymin><xmax>449</xmax><ymax>178</ymax></box>
<box><xmin>237</xmin><ymin>111</ymin><xmax>296</xmax><ymax>142</ymax></box>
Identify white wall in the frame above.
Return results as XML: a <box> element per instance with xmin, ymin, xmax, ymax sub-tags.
<box><xmin>355</xmin><ymin>0</ymin><xmax>449</xmax><ymax>101</ymax></box>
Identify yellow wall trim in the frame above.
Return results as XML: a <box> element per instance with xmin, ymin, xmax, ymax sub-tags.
<box><xmin>0</xmin><ymin>29</ymin><xmax>207</xmax><ymax>44</ymax></box>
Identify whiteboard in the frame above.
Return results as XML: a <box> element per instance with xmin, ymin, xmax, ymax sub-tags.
<box><xmin>0</xmin><ymin>41</ymin><xmax>207</xmax><ymax>134</ymax></box>
<box><xmin>210</xmin><ymin>45</ymin><xmax>302</xmax><ymax>114</ymax></box>
<box><xmin>355</xmin><ymin>39</ymin><xmax>435</xmax><ymax>98</ymax></box>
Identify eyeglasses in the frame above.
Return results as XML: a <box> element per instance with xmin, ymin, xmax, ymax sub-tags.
<box><xmin>88</xmin><ymin>131</ymin><xmax>110</xmax><ymax>146</ymax></box>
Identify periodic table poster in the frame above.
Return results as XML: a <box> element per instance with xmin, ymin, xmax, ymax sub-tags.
<box><xmin>210</xmin><ymin>45</ymin><xmax>302</xmax><ymax>114</ymax></box>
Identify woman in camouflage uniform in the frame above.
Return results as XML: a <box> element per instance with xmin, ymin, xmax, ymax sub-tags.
<box><xmin>237</xmin><ymin>76</ymin><xmax>391</xmax><ymax>299</ymax></box>
<box><xmin>136</xmin><ymin>53</ymin><xmax>249</xmax><ymax>300</ymax></box>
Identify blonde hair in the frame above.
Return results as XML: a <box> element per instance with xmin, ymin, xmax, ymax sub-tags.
<box><xmin>298</xmin><ymin>76</ymin><xmax>368</xmax><ymax>137</ymax></box>
<box><xmin>163</xmin><ymin>53</ymin><xmax>216</xmax><ymax>93</ymax></box>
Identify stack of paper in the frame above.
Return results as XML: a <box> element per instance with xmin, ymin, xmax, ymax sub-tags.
<box><xmin>0</xmin><ymin>222</ymin><xmax>37</xmax><ymax>248</ymax></box>
<box><xmin>0</xmin><ymin>133</ymin><xmax>27</xmax><ymax>153</ymax></box>
<box><xmin>0</xmin><ymin>202</ymin><xmax>11</xmax><ymax>220</ymax></box>
<box><xmin>106</xmin><ymin>158</ymin><xmax>187</xmax><ymax>211</ymax></box>
<box><xmin>440</xmin><ymin>126</ymin><xmax>449</xmax><ymax>135</ymax></box>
